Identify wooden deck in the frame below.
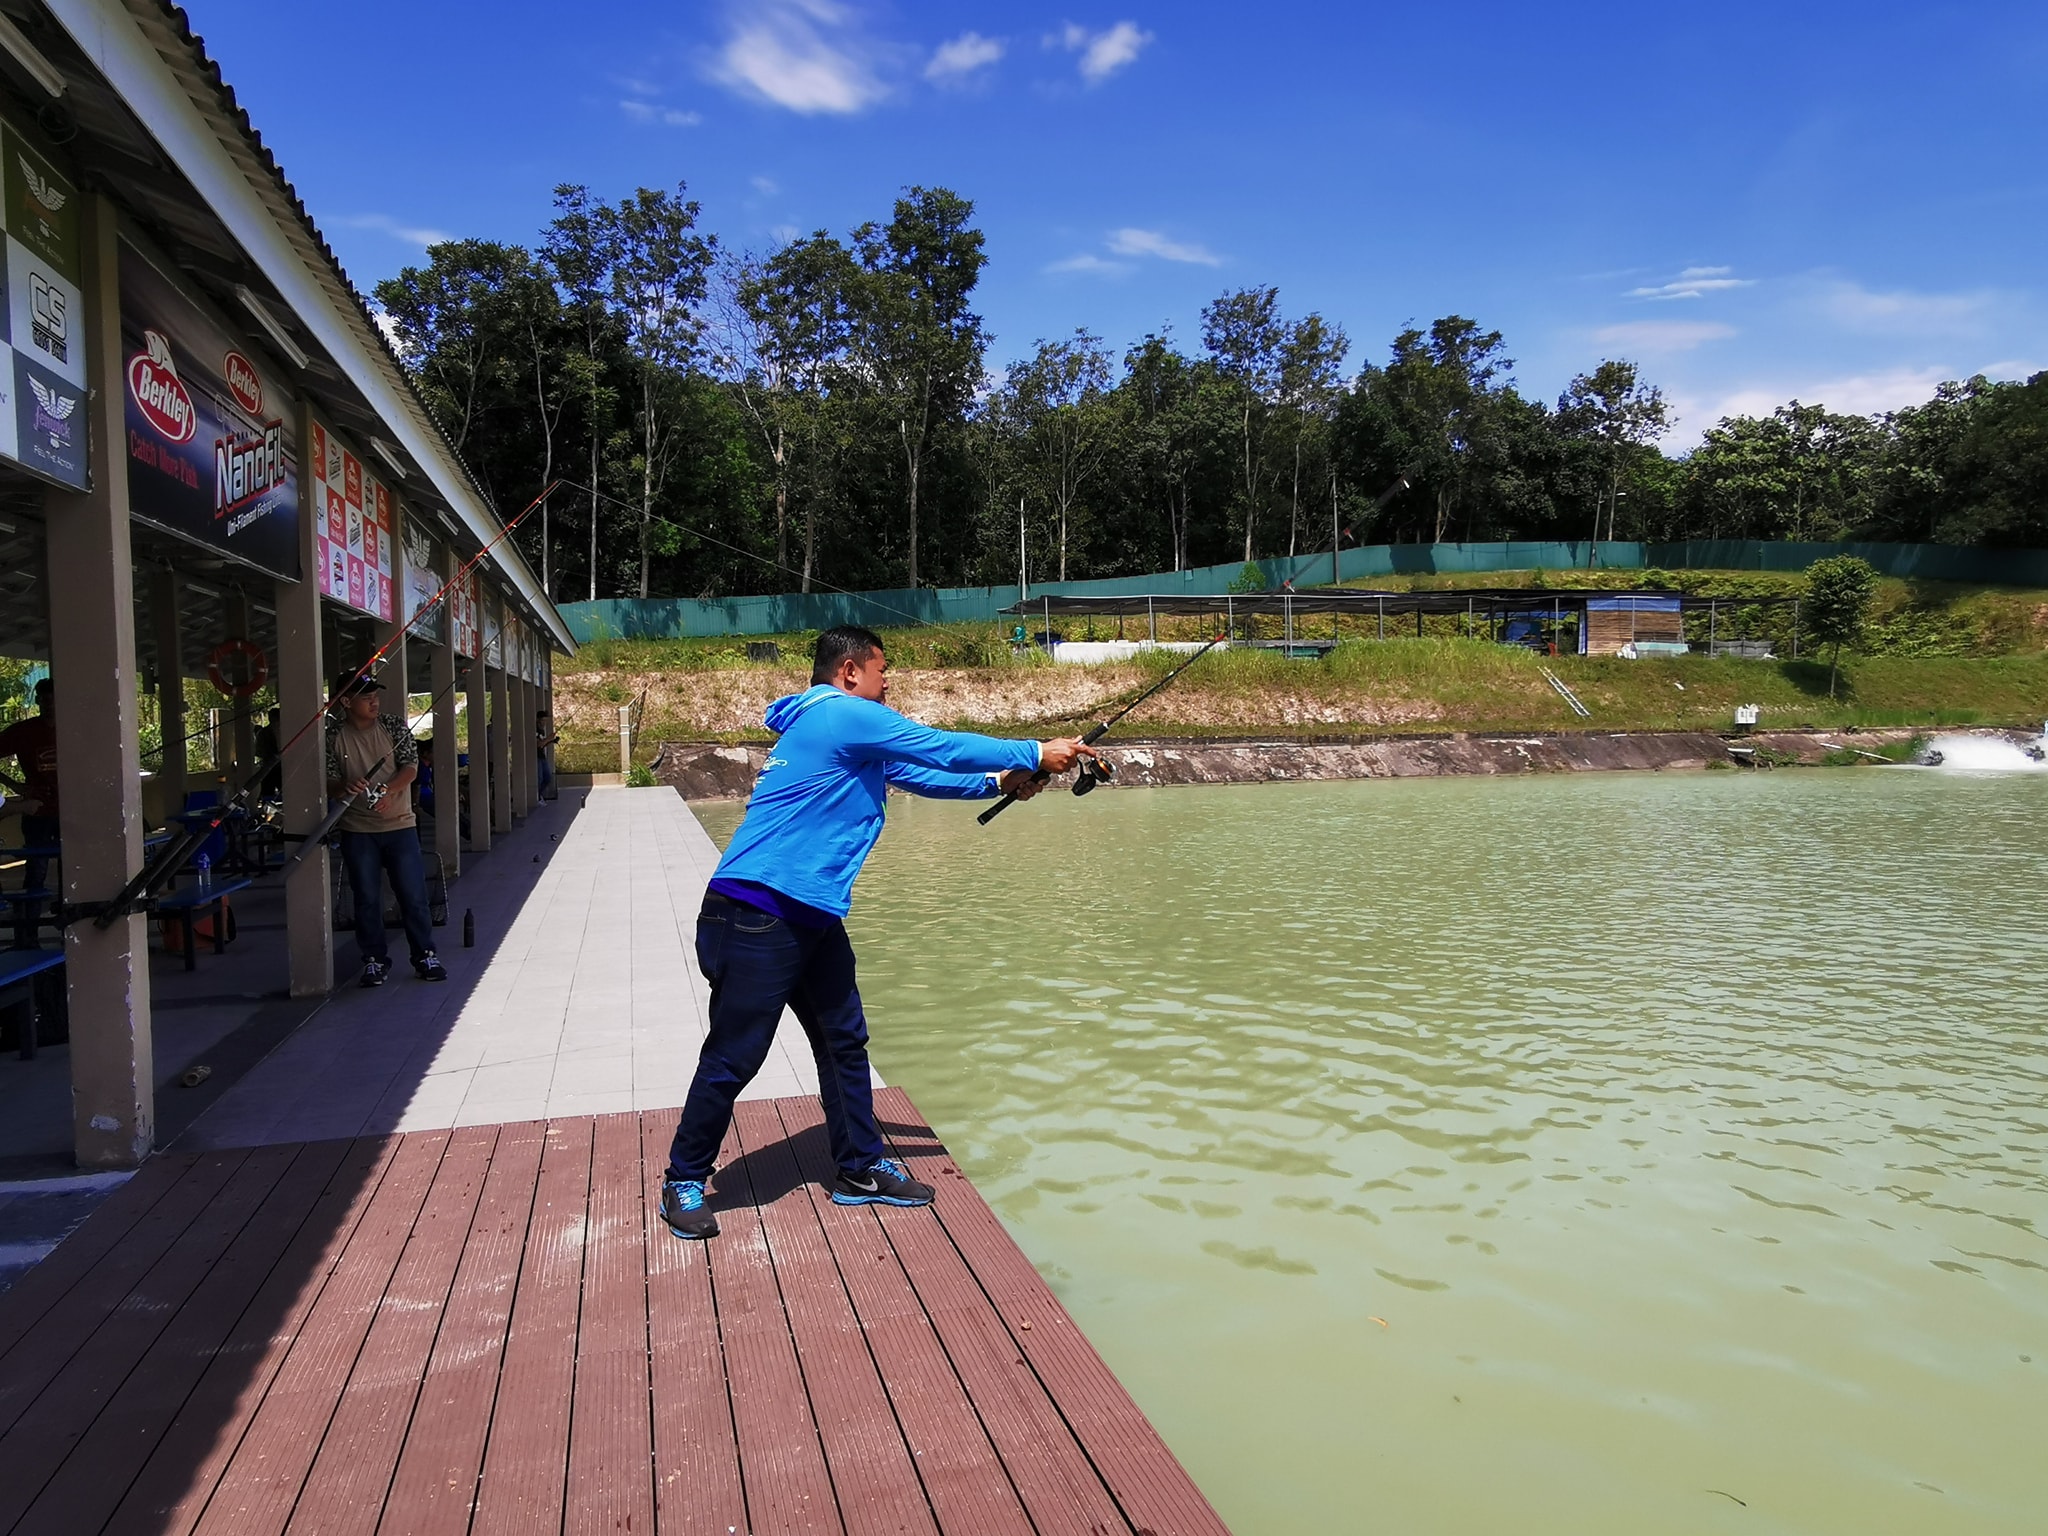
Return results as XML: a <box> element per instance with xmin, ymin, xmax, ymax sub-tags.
<box><xmin>0</xmin><ymin>1086</ymin><xmax>1229</xmax><ymax>1535</ymax></box>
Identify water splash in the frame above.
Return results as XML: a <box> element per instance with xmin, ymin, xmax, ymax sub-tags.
<box><xmin>1919</xmin><ymin>728</ymin><xmax>2048</xmax><ymax>773</ymax></box>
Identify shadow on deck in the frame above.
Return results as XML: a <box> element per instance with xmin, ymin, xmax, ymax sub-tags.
<box><xmin>0</xmin><ymin>1088</ymin><xmax>1228</xmax><ymax>1535</ymax></box>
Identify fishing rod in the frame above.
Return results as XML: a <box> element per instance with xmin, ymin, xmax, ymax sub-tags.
<box><xmin>83</xmin><ymin>480</ymin><xmax>562</xmax><ymax>930</ymax></box>
<box><xmin>278</xmin><ymin>755</ymin><xmax>387</xmax><ymax>876</ymax></box>
<box><xmin>978</xmin><ymin>633</ymin><xmax>1227</xmax><ymax>825</ymax></box>
<box><xmin>274</xmin><ymin>667</ymin><xmax>465</xmax><ymax>876</ymax></box>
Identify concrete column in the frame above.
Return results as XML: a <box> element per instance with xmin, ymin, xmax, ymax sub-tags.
<box><xmin>46</xmin><ymin>193</ymin><xmax>152</xmax><ymax>1167</ymax></box>
<box><xmin>540</xmin><ymin>663</ymin><xmax>554</xmax><ymax>798</ymax></box>
<box><xmin>431</xmin><ymin>542</ymin><xmax>460</xmax><ymax>881</ymax></box>
<box><xmin>463</xmin><ymin>587</ymin><xmax>491</xmax><ymax>854</ymax></box>
<box><xmin>489</xmin><ymin>594</ymin><xmax>512</xmax><ymax>834</ymax></box>
<box><xmin>509</xmin><ymin>660</ymin><xmax>531</xmax><ymax>816</ymax></box>
<box><xmin>151</xmin><ymin>567</ymin><xmax>186</xmax><ymax>813</ymax></box>
<box><xmin>370</xmin><ymin>505</ymin><xmax>405</xmax><ymax>720</ymax></box>
<box><xmin>224</xmin><ymin>588</ymin><xmax>254</xmax><ymax>773</ymax></box>
<box><xmin>280</xmin><ymin>400</ymin><xmax>333</xmax><ymax>998</ymax></box>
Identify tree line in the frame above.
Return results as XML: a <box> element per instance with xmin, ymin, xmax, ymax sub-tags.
<box><xmin>373</xmin><ymin>181</ymin><xmax>2048</xmax><ymax>603</ymax></box>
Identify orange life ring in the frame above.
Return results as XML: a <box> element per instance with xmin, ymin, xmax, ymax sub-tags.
<box><xmin>207</xmin><ymin>637</ymin><xmax>269</xmax><ymax>697</ymax></box>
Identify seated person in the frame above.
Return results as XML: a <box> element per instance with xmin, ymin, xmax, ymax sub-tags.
<box><xmin>0</xmin><ymin>679</ymin><xmax>60</xmax><ymax>891</ymax></box>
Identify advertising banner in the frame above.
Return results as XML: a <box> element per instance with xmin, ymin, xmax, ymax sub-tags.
<box><xmin>401</xmin><ymin>516</ymin><xmax>445</xmax><ymax>646</ymax></box>
<box><xmin>484</xmin><ymin>598</ymin><xmax>502</xmax><ymax>670</ymax></box>
<box><xmin>0</xmin><ymin>116</ymin><xmax>87</xmax><ymax>489</ymax></box>
<box><xmin>452</xmin><ymin>568</ymin><xmax>480</xmax><ymax>658</ymax></box>
<box><xmin>120</xmin><ymin>245</ymin><xmax>298</xmax><ymax>575</ymax></box>
<box><xmin>308</xmin><ymin>413</ymin><xmax>393</xmax><ymax>619</ymax></box>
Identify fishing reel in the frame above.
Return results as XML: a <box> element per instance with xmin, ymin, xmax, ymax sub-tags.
<box><xmin>1072</xmin><ymin>756</ymin><xmax>1115</xmax><ymax>796</ymax></box>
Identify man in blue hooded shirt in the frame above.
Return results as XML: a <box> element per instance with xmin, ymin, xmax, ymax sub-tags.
<box><xmin>662</xmin><ymin>624</ymin><xmax>1095</xmax><ymax>1239</ymax></box>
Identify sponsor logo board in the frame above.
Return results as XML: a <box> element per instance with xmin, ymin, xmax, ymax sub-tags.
<box><xmin>119</xmin><ymin>243</ymin><xmax>297</xmax><ymax>574</ymax></box>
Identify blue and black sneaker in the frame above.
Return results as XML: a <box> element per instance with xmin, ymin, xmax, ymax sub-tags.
<box><xmin>830</xmin><ymin>1157</ymin><xmax>934</xmax><ymax>1208</ymax></box>
<box><xmin>661</xmin><ymin>1177</ymin><xmax>718</xmax><ymax>1240</ymax></box>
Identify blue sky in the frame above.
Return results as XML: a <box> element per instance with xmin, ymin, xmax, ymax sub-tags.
<box><xmin>190</xmin><ymin>1</ymin><xmax>2048</xmax><ymax>447</ymax></box>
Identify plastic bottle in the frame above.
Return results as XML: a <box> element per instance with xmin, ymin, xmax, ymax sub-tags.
<box><xmin>196</xmin><ymin>853</ymin><xmax>213</xmax><ymax>894</ymax></box>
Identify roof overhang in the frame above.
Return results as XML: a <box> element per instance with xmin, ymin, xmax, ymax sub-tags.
<box><xmin>42</xmin><ymin>0</ymin><xmax>574</xmax><ymax>655</ymax></box>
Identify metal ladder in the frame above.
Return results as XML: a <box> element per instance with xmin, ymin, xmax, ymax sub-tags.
<box><xmin>1541</xmin><ymin>668</ymin><xmax>1591</xmax><ymax>718</ymax></box>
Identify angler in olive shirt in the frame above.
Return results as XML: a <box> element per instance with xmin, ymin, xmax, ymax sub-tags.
<box><xmin>324</xmin><ymin>672</ymin><xmax>446</xmax><ymax>987</ymax></box>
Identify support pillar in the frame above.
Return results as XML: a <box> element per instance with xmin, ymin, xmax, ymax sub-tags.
<box><xmin>431</xmin><ymin>542</ymin><xmax>460</xmax><ymax>880</ymax></box>
<box><xmin>280</xmin><ymin>401</ymin><xmax>332</xmax><ymax>998</ymax></box>
<box><xmin>489</xmin><ymin>595</ymin><xmax>512</xmax><ymax>834</ymax></box>
<box><xmin>224</xmin><ymin>588</ymin><xmax>254</xmax><ymax>773</ymax></box>
<box><xmin>464</xmin><ymin>593</ymin><xmax>491</xmax><ymax>854</ymax></box>
<box><xmin>47</xmin><ymin>193</ymin><xmax>152</xmax><ymax>1167</ymax></box>
<box><xmin>513</xmin><ymin>668</ymin><xmax>534</xmax><ymax>814</ymax></box>
<box><xmin>540</xmin><ymin>663</ymin><xmax>555</xmax><ymax>800</ymax></box>
<box><xmin>151</xmin><ymin>567</ymin><xmax>186</xmax><ymax>813</ymax></box>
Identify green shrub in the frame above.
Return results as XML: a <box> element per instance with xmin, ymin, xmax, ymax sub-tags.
<box><xmin>626</xmin><ymin>763</ymin><xmax>657</xmax><ymax>787</ymax></box>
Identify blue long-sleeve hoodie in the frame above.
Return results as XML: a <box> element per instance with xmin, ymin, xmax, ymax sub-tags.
<box><xmin>712</xmin><ymin>685</ymin><xmax>1041</xmax><ymax>917</ymax></box>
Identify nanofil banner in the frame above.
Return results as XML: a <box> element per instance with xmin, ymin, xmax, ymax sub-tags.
<box><xmin>120</xmin><ymin>244</ymin><xmax>298</xmax><ymax>576</ymax></box>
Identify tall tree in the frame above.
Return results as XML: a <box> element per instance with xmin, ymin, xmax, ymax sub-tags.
<box><xmin>545</xmin><ymin>186</ymin><xmax>623</xmax><ymax>601</ymax></box>
<box><xmin>1201</xmin><ymin>287</ymin><xmax>1286</xmax><ymax>561</ymax></box>
<box><xmin>1010</xmin><ymin>330</ymin><xmax>1115</xmax><ymax>581</ymax></box>
<box><xmin>1557</xmin><ymin>359</ymin><xmax>1670</xmax><ymax>541</ymax></box>
<box><xmin>375</xmin><ymin>239</ymin><xmax>525</xmax><ymax>463</ymax></box>
<box><xmin>1274</xmin><ymin>313</ymin><xmax>1350</xmax><ymax>556</ymax></box>
<box><xmin>1373</xmin><ymin>316</ymin><xmax>1514</xmax><ymax>542</ymax></box>
<box><xmin>721</xmin><ymin>234</ymin><xmax>859</xmax><ymax>590</ymax></box>
<box><xmin>606</xmin><ymin>184</ymin><xmax>717</xmax><ymax>597</ymax></box>
<box><xmin>851</xmin><ymin>187</ymin><xmax>988</xmax><ymax>587</ymax></box>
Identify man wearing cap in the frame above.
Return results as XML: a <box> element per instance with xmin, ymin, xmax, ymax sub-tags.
<box><xmin>325</xmin><ymin>672</ymin><xmax>446</xmax><ymax>986</ymax></box>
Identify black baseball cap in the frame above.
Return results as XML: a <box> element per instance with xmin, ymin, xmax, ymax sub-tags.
<box><xmin>332</xmin><ymin>671</ymin><xmax>385</xmax><ymax>698</ymax></box>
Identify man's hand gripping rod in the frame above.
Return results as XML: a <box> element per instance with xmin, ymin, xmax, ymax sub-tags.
<box><xmin>978</xmin><ymin>634</ymin><xmax>1225</xmax><ymax>825</ymax></box>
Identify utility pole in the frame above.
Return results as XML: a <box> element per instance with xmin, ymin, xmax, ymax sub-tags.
<box><xmin>1017</xmin><ymin>493</ymin><xmax>1028</xmax><ymax>601</ymax></box>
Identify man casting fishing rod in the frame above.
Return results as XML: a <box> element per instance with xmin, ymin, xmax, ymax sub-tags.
<box><xmin>661</xmin><ymin>624</ymin><xmax>1096</xmax><ymax>1239</ymax></box>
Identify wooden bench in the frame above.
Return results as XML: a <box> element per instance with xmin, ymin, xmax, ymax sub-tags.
<box><xmin>155</xmin><ymin>878</ymin><xmax>255</xmax><ymax>972</ymax></box>
<box><xmin>0</xmin><ymin>946</ymin><xmax>65</xmax><ymax>1060</ymax></box>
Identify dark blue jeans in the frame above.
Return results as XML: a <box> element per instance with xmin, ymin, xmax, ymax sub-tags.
<box><xmin>341</xmin><ymin>827</ymin><xmax>434</xmax><ymax>967</ymax></box>
<box><xmin>666</xmin><ymin>893</ymin><xmax>884</xmax><ymax>1184</ymax></box>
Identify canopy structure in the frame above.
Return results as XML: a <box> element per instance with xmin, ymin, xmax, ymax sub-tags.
<box><xmin>0</xmin><ymin>0</ymin><xmax>573</xmax><ymax>1169</ymax></box>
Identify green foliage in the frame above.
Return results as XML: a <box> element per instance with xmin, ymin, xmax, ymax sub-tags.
<box><xmin>625</xmin><ymin>763</ymin><xmax>657</xmax><ymax>787</ymax></box>
<box><xmin>1805</xmin><ymin>555</ymin><xmax>1881</xmax><ymax>696</ymax></box>
<box><xmin>1228</xmin><ymin>561</ymin><xmax>1267</xmax><ymax>594</ymax></box>
<box><xmin>377</xmin><ymin>173</ymin><xmax>2048</xmax><ymax>607</ymax></box>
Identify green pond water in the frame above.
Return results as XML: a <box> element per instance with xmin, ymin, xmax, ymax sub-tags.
<box><xmin>692</xmin><ymin>767</ymin><xmax>2048</xmax><ymax>1535</ymax></box>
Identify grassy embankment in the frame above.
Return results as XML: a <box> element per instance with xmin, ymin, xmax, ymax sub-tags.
<box><xmin>552</xmin><ymin>570</ymin><xmax>2048</xmax><ymax>770</ymax></box>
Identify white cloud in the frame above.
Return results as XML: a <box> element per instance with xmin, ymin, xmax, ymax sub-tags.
<box><xmin>1627</xmin><ymin>266</ymin><xmax>1755</xmax><ymax>301</ymax></box>
<box><xmin>1107</xmin><ymin>227</ymin><xmax>1221</xmax><ymax>265</ymax></box>
<box><xmin>1820</xmin><ymin>281</ymin><xmax>1995</xmax><ymax>338</ymax></box>
<box><xmin>771</xmin><ymin>223</ymin><xmax>800</xmax><ymax>243</ymax></box>
<box><xmin>714</xmin><ymin>0</ymin><xmax>887</xmax><ymax>115</ymax></box>
<box><xmin>1045</xmin><ymin>252</ymin><xmax>1132</xmax><ymax>275</ymax></box>
<box><xmin>620</xmin><ymin>99</ymin><xmax>701</xmax><ymax>126</ymax></box>
<box><xmin>335</xmin><ymin>213</ymin><xmax>451</xmax><ymax>249</ymax></box>
<box><xmin>1051</xmin><ymin>20</ymin><xmax>1153</xmax><ymax>83</ymax></box>
<box><xmin>1591</xmin><ymin>320</ymin><xmax>1735</xmax><ymax>353</ymax></box>
<box><xmin>751</xmin><ymin>175</ymin><xmax>780</xmax><ymax>196</ymax></box>
<box><xmin>927</xmin><ymin>31</ymin><xmax>1004</xmax><ymax>81</ymax></box>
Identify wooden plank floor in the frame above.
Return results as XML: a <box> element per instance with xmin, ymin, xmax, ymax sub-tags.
<box><xmin>0</xmin><ymin>1092</ymin><xmax>1229</xmax><ymax>1536</ymax></box>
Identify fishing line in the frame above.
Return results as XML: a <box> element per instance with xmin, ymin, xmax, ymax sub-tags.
<box><xmin>85</xmin><ymin>481</ymin><xmax>563</xmax><ymax>930</ymax></box>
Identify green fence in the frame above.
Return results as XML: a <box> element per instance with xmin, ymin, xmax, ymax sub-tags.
<box><xmin>560</xmin><ymin>538</ymin><xmax>2048</xmax><ymax>642</ymax></box>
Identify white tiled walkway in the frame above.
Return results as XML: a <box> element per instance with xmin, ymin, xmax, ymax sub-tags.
<box><xmin>181</xmin><ymin>788</ymin><xmax>851</xmax><ymax>1149</ymax></box>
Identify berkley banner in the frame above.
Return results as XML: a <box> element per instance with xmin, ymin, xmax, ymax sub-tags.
<box><xmin>0</xmin><ymin>114</ymin><xmax>88</xmax><ymax>489</ymax></box>
<box><xmin>308</xmin><ymin>412</ymin><xmax>394</xmax><ymax>620</ymax></box>
<box><xmin>120</xmin><ymin>244</ymin><xmax>298</xmax><ymax>576</ymax></box>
